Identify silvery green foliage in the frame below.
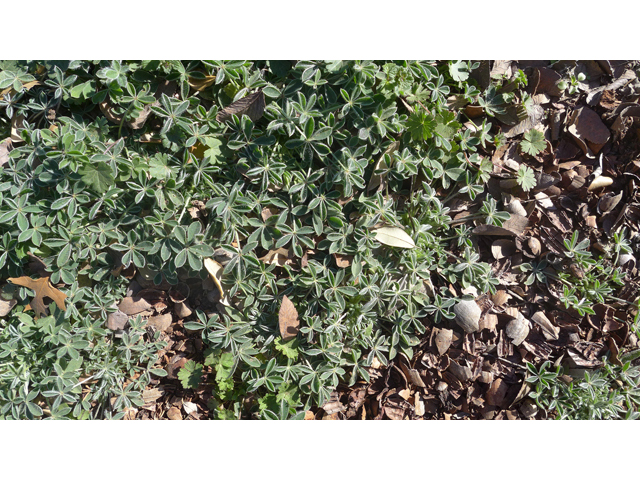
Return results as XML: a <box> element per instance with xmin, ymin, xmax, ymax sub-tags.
<box><xmin>0</xmin><ymin>60</ymin><xmax>510</xmax><ymax>418</ymax></box>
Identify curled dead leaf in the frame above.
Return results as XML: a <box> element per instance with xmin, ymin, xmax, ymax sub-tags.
<box><xmin>11</xmin><ymin>115</ymin><xmax>26</xmax><ymax>142</ymax></box>
<box><xmin>99</xmin><ymin>100</ymin><xmax>122</xmax><ymax>124</ymax></box>
<box><xmin>0</xmin><ymin>297</ymin><xmax>17</xmax><ymax>317</ymax></box>
<box><xmin>204</xmin><ymin>258</ymin><xmax>229</xmax><ymax>306</ymax></box>
<box><xmin>117</xmin><ymin>296</ymin><xmax>152</xmax><ymax>316</ymax></box>
<box><xmin>333</xmin><ymin>253</ymin><xmax>353</xmax><ymax>268</ymax></box>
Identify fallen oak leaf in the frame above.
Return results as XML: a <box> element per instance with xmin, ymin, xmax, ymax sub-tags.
<box><xmin>7</xmin><ymin>276</ymin><xmax>67</xmax><ymax>318</ymax></box>
<box><xmin>279</xmin><ymin>295</ymin><xmax>299</xmax><ymax>341</ymax></box>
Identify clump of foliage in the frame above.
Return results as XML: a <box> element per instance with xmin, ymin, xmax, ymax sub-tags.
<box><xmin>525</xmin><ymin>358</ymin><xmax>640</xmax><ymax>419</ymax></box>
<box><xmin>0</xmin><ymin>60</ymin><xmax>527</xmax><ymax>419</ymax></box>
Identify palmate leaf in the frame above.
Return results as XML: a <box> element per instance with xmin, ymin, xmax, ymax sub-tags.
<box><xmin>216</xmin><ymin>90</ymin><xmax>265</xmax><ymax>123</ymax></box>
<box><xmin>406</xmin><ymin>109</ymin><xmax>435</xmax><ymax>141</ymax></box>
<box><xmin>516</xmin><ymin>165</ymin><xmax>537</xmax><ymax>191</ymax></box>
<box><xmin>78</xmin><ymin>162</ymin><xmax>115</xmax><ymax>193</ymax></box>
<box><xmin>148</xmin><ymin>155</ymin><xmax>173</xmax><ymax>180</ymax></box>
<box><xmin>520</xmin><ymin>129</ymin><xmax>546</xmax><ymax>156</ymax></box>
<box><xmin>449</xmin><ymin>61</ymin><xmax>470</xmax><ymax>82</ymax></box>
<box><xmin>178</xmin><ymin>360</ymin><xmax>204</xmax><ymax>389</ymax></box>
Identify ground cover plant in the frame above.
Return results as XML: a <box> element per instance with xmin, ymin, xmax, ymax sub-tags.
<box><xmin>1</xmin><ymin>60</ymin><xmax>639</xmax><ymax>419</ymax></box>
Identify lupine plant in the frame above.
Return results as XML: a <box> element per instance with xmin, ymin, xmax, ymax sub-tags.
<box><xmin>0</xmin><ymin>60</ymin><xmax>526</xmax><ymax>419</ymax></box>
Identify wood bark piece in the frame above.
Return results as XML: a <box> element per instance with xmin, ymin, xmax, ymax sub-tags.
<box><xmin>434</xmin><ymin>328</ymin><xmax>453</xmax><ymax>356</ymax></box>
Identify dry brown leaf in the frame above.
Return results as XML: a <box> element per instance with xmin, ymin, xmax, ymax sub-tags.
<box><xmin>127</xmin><ymin>105</ymin><xmax>153</xmax><ymax>130</ymax></box>
<box><xmin>0</xmin><ymin>297</ymin><xmax>17</xmax><ymax>317</ymax></box>
<box><xmin>486</xmin><ymin>378</ymin><xmax>509</xmax><ymax>407</ymax></box>
<box><xmin>7</xmin><ymin>276</ymin><xmax>67</xmax><ymax>318</ymax></box>
<box><xmin>279</xmin><ymin>295</ymin><xmax>299</xmax><ymax>341</ymax></box>
<box><xmin>216</xmin><ymin>90</ymin><xmax>265</xmax><ymax>123</ymax></box>
<box><xmin>261</xmin><ymin>206</ymin><xmax>279</xmax><ymax>221</ymax></box>
<box><xmin>472</xmin><ymin>224</ymin><xmax>518</xmax><ymax>237</ymax></box>
<box><xmin>167</xmin><ymin>406</ymin><xmax>182</xmax><ymax>420</ymax></box>
<box><xmin>259</xmin><ymin>247</ymin><xmax>292</xmax><ymax>267</ymax></box>
<box><xmin>501</xmin><ymin>214</ymin><xmax>529</xmax><ymax>236</ymax></box>
<box><xmin>142</xmin><ymin>386</ymin><xmax>166</xmax><ymax>404</ymax></box>
<box><xmin>503</xmin><ymin>103</ymin><xmax>544</xmax><ymax>138</ymax></box>
<box><xmin>568</xmin><ymin>106</ymin><xmax>610</xmax><ymax>154</ymax></box>
<box><xmin>491</xmin><ymin>239</ymin><xmax>516</xmax><ymax>260</ymax></box>
<box><xmin>333</xmin><ymin>253</ymin><xmax>353</xmax><ymax>268</ymax></box>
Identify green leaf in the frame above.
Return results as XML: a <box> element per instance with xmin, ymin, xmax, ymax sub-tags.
<box><xmin>449</xmin><ymin>61</ymin><xmax>470</xmax><ymax>82</ymax></box>
<box><xmin>78</xmin><ymin>162</ymin><xmax>115</xmax><ymax>194</ymax></box>
<box><xmin>276</xmin><ymin>382</ymin><xmax>301</xmax><ymax>406</ymax></box>
<box><xmin>215</xmin><ymin>352</ymin><xmax>235</xmax><ymax>392</ymax></box>
<box><xmin>148</xmin><ymin>155</ymin><xmax>173</xmax><ymax>180</ymax></box>
<box><xmin>406</xmin><ymin>109</ymin><xmax>435</xmax><ymax>141</ymax></box>
<box><xmin>520</xmin><ymin>129</ymin><xmax>546</xmax><ymax>156</ymax></box>
<box><xmin>274</xmin><ymin>337</ymin><xmax>299</xmax><ymax>361</ymax></box>
<box><xmin>177</xmin><ymin>360</ymin><xmax>203</xmax><ymax>389</ymax></box>
<box><xmin>516</xmin><ymin>165</ymin><xmax>537</xmax><ymax>191</ymax></box>
<box><xmin>434</xmin><ymin>111</ymin><xmax>461</xmax><ymax>140</ymax></box>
